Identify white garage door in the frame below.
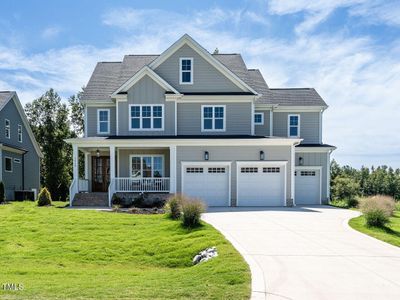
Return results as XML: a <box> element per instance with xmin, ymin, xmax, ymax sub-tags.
<box><xmin>237</xmin><ymin>164</ymin><xmax>286</xmax><ymax>206</ymax></box>
<box><xmin>295</xmin><ymin>169</ymin><xmax>321</xmax><ymax>205</ymax></box>
<box><xmin>182</xmin><ymin>164</ymin><xmax>230</xmax><ymax>207</ymax></box>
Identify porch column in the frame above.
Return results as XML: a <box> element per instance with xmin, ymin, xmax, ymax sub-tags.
<box><xmin>110</xmin><ymin>146</ymin><xmax>116</xmax><ymax>180</ymax></box>
<box><xmin>73</xmin><ymin>144</ymin><xmax>79</xmax><ymax>182</ymax></box>
<box><xmin>84</xmin><ymin>152</ymin><xmax>90</xmax><ymax>180</ymax></box>
<box><xmin>169</xmin><ymin>145</ymin><xmax>177</xmax><ymax>193</ymax></box>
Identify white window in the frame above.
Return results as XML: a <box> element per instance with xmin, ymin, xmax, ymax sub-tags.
<box><xmin>14</xmin><ymin>158</ymin><xmax>21</xmax><ymax>163</ymax></box>
<box><xmin>201</xmin><ymin>105</ymin><xmax>225</xmax><ymax>131</ymax></box>
<box><xmin>5</xmin><ymin>119</ymin><xmax>10</xmax><ymax>139</ymax></box>
<box><xmin>97</xmin><ymin>109</ymin><xmax>110</xmax><ymax>134</ymax></box>
<box><xmin>288</xmin><ymin>114</ymin><xmax>300</xmax><ymax>137</ymax></box>
<box><xmin>130</xmin><ymin>155</ymin><xmax>164</xmax><ymax>178</ymax></box>
<box><xmin>179</xmin><ymin>57</ymin><xmax>193</xmax><ymax>84</ymax></box>
<box><xmin>129</xmin><ymin>105</ymin><xmax>164</xmax><ymax>131</ymax></box>
<box><xmin>5</xmin><ymin>157</ymin><xmax>12</xmax><ymax>172</ymax></box>
<box><xmin>254</xmin><ymin>113</ymin><xmax>264</xmax><ymax>125</ymax></box>
<box><xmin>18</xmin><ymin>124</ymin><xmax>22</xmax><ymax>143</ymax></box>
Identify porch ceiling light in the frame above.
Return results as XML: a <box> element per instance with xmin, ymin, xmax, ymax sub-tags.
<box><xmin>96</xmin><ymin>149</ymin><xmax>100</xmax><ymax>157</ymax></box>
<box><xmin>260</xmin><ymin>150</ymin><xmax>265</xmax><ymax>161</ymax></box>
<box><xmin>299</xmin><ymin>156</ymin><xmax>304</xmax><ymax>166</ymax></box>
<box><xmin>204</xmin><ymin>151</ymin><xmax>209</xmax><ymax>161</ymax></box>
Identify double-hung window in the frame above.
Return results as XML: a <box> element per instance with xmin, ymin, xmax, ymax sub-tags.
<box><xmin>254</xmin><ymin>113</ymin><xmax>264</xmax><ymax>125</ymax></box>
<box><xmin>202</xmin><ymin>105</ymin><xmax>225</xmax><ymax>131</ymax></box>
<box><xmin>180</xmin><ymin>58</ymin><xmax>193</xmax><ymax>84</ymax></box>
<box><xmin>18</xmin><ymin>124</ymin><xmax>22</xmax><ymax>143</ymax></box>
<box><xmin>288</xmin><ymin>114</ymin><xmax>300</xmax><ymax>137</ymax></box>
<box><xmin>130</xmin><ymin>105</ymin><xmax>163</xmax><ymax>130</ymax></box>
<box><xmin>130</xmin><ymin>155</ymin><xmax>164</xmax><ymax>178</ymax></box>
<box><xmin>5</xmin><ymin>119</ymin><xmax>10</xmax><ymax>139</ymax></box>
<box><xmin>5</xmin><ymin>157</ymin><xmax>12</xmax><ymax>172</ymax></box>
<box><xmin>97</xmin><ymin>109</ymin><xmax>110</xmax><ymax>134</ymax></box>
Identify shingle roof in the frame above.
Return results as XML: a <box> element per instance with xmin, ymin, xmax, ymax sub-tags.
<box><xmin>81</xmin><ymin>51</ymin><xmax>327</xmax><ymax>107</ymax></box>
<box><xmin>0</xmin><ymin>91</ymin><xmax>14</xmax><ymax>110</ymax></box>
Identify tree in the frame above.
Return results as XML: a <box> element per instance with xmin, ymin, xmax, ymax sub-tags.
<box><xmin>331</xmin><ymin>176</ymin><xmax>360</xmax><ymax>207</ymax></box>
<box><xmin>25</xmin><ymin>89</ymin><xmax>74</xmax><ymax>201</ymax></box>
<box><xmin>68</xmin><ymin>89</ymin><xmax>85</xmax><ymax>136</ymax></box>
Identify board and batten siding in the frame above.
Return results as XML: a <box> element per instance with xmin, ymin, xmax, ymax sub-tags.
<box><xmin>86</xmin><ymin>106</ymin><xmax>116</xmax><ymax>137</ymax></box>
<box><xmin>254</xmin><ymin>110</ymin><xmax>271</xmax><ymax>136</ymax></box>
<box><xmin>118</xmin><ymin>75</ymin><xmax>175</xmax><ymax>136</ymax></box>
<box><xmin>117</xmin><ymin>148</ymin><xmax>170</xmax><ymax>177</ymax></box>
<box><xmin>295</xmin><ymin>152</ymin><xmax>329</xmax><ymax>202</ymax></box>
<box><xmin>177</xmin><ymin>102</ymin><xmax>252</xmax><ymax>135</ymax></box>
<box><xmin>0</xmin><ymin>98</ymin><xmax>40</xmax><ymax>199</ymax></box>
<box><xmin>273</xmin><ymin>112</ymin><xmax>321</xmax><ymax>144</ymax></box>
<box><xmin>176</xmin><ymin>145</ymin><xmax>293</xmax><ymax>206</ymax></box>
<box><xmin>154</xmin><ymin>44</ymin><xmax>243</xmax><ymax>93</ymax></box>
<box><xmin>2</xmin><ymin>150</ymin><xmax>23</xmax><ymax>200</ymax></box>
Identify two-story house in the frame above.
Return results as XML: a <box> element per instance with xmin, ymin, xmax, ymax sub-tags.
<box><xmin>0</xmin><ymin>91</ymin><xmax>42</xmax><ymax>200</ymax></box>
<box><xmin>66</xmin><ymin>34</ymin><xmax>335</xmax><ymax>207</ymax></box>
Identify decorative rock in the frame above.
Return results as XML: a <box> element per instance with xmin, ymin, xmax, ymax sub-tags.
<box><xmin>192</xmin><ymin>247</ymin><xmax>218</xmax><ymax>265</ymax></box>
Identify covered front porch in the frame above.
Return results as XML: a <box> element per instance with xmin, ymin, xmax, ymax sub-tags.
<box><xmin>70</xmin><ymin>145</ymin><xmax>176</xmax><ymax>206</ymax></box>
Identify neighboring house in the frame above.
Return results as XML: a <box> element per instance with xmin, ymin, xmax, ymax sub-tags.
<box><xmin>66</xmin><ymin>34</ymin><xmax>335</xmax><ymax>207</ymax></box>
<box><xmin>0</xmin><ymin>91</ymin><xmax>42</xmax><ymax>200</ymax></box>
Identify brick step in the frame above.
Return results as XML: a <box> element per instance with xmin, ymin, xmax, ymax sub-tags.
<box><xmin>73</xmin><ymin>192</ymin><xmax>108</xmax><ymax>207</ymax></box>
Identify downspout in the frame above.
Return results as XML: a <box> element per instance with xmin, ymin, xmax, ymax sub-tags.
<box><xmin>22</xmin><ymin>152</ymin><xmax>26</xmax><ymax>190</ymax></box>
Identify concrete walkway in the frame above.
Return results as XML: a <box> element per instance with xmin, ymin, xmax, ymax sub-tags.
<box><xmin>203</xmin><ymin>206</ymin><xmax>400</xmax><ymax>300</ymax></box>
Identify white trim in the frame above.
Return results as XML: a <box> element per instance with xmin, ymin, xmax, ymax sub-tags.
<box><xmin>174</xmin><ymin>101</ymin><xmax>178</xmax><ymax>135</ymax></box>
<box><xmin>271</xmin><ymin>106</ymin><xmax>328</xmax><ymax>112</ymax></box>
<box><xmin>236</xmin><ymin>161</ymin><xmax>288</xmax><ymax>207</ymax></box>
<box><xmin>117</xmin><ymin>148</ymin><xmax>120</xmax><ymax>177</ymax></box>
<box><xmin>116</xmin><ymin>100</ymin><xmax>119</xmax><ymax>136</ymax></box>
<box><xmin>0</xmin><ymin>144</ymin><xmax>26</xmax><ymax>155</ymax></box>
<box><xmin>295</xmin><ymin>147</ymin><xmax>336</xmax><ymax>153</ymax></box>
<box><xmin>128</xmin><ymin>104</ymin><xmax>165</xmax><ymax>131</ymax></box>
<box><xmin>169</xmin><ymin>95</ymin><xmax>256</xmax><ymax>102</ymax></box>
<box><xmin>181</xmin><ymin>161</ymin><xmax>232</xmax><ymax>207</ymax></box>
<box><xmin>251</xmin><ymin>103</ymin><xmax>255</xmax><ymax>135</ymax></box>
<box><xmin>17</xmin><ymin>124</ymin><xmax>22</xmax><ymax>143</ymax></box>
<box><xmin>129</xmin><ymin>154</ymin><xmax>165</xmax><ymax>178</ymax></box>
<box><xmin>295</xmin><ymin>166</ymin><xmax>323</xmax><ymax>205</ymax></box>
<box><xmin>169</xmin><ymin>146</ymin><xmax>177</xmax><ymax>193</ymax></box>
<box><xmin>4</xmin><ymin>156</ymin><xmax>13</xmax><ymax>172</ymax></box>
<box><xmin>84</xmin><ymin>105</ymin><xmax>88</xmax><ymax>137</ymax></box>
<box><xmin>201</xmin><ymin>105</ymin><xmax>226</xmax><ymax>132</ymax></box>
<box><xmin>269</xmin><ymin>110</ymin><xmax>273</xmax><ymax>136</ymax></box>
<box><xmin>5</xmin><ymin>119</ymin><xmax>10</xmax><ymax>139</ymax></box>
<box><xmin>319</xmin><ymin>110</ymin><xmax>323</xmax><ymax>144</ymax></box>
<box><xmin>97</xmin><ymin>109</ymin><xmax>110</xmax><ymax>135</ymax></box>
<box><xmin>291</xmin><ymin>144</ymin><xmax>295</xmax><ymax>206</ymax></box>
<box><xmin>13</xmin><ymin>158</ymin><xmax>21</xmax><ymax>163</ymax></box>
<box><xmin>149</xmin><ymin>34</ymin><xmax>258</xmax><ymax>94</ymax></box>
<box><xmin>254</xmin><ymin>112</ymin><xmax>264</xmax><ymax>126</ymax></box>
<box><xmin>179</xmin><ymin>57</ymin><xmax>193</xmax><ymax>85</ymax></box>
<box><xmin>288</xmin><ymin>114</ymin><xmax>300</xmax><ymax>138</ymax></box>
<box><xmin>327</xmin><ymin>152</ymin><xmax>331</xmax><ymax>200</ymax></box>
<box><xmin>112</xmin><ymin>66</ymin><xmax>180</xmax><ymax>96</ymax></box>
<box><xmin>85</xmin><ymin>102</ymin><xmax>116</xmax><ymax>107</ymax></box>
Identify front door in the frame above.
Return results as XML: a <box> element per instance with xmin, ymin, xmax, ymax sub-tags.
<box><xmin>92</xmin><ymin>156</ymin><xmax>110</xmax><ymax>192</ymax></box>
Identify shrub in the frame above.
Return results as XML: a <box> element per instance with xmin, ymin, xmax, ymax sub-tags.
<box><xmin>360</xmin><ymin>195</ymin><xmax>395</xmax><ymax>227</ymax></box>
<box><xmin>112</xmin><ymin>194</ymin><xmax>122</xmax><ymax>206</ymax></box>
<box><xmin>165</xmin><ymin>194</ymin><xmax>185</xmax><ymax>219</ymax></box>
<box><xmin>182</xmin><ymin>199</ymin><xmax>205</xmax><ymax>228</ymax></box>
<box><xmin>37</xmin><ymin>188</ymin><xmax>52</xmax><ymax>206</ymax></box>
<box><xmin>0</xmin><ymin>181</ymin><xmax>5</xmax><ymax>204</ymax></box>
<box><xmin>331</xmin><ymin>176</ymin><xmax>360</xmax><ymax>207</ymax></box>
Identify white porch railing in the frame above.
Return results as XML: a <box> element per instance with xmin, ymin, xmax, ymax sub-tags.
<box><xmin>69</xmin><ymin>179</ymin><xmax>77</xmax><ymax>206</ymax></box>
<box><xmin>114</xmin><ymin>177</ymin><xmax>170</xmax><ymax>192</ymax></box>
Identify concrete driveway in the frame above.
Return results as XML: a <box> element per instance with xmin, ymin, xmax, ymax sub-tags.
<box><xmin>203</xmin><ymin>206</ymin><xmax>400</xmax><ymax>300</ymax></box>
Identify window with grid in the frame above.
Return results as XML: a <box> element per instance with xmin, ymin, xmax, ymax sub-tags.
<box><xmin>254</xmin><ymin>113</ymin><xmax>264</xmax><ymax>125</ymax></box>
<box><xmin>288</xmin><ymin>115</ymin><xmax>299</xmax><ymax>137</ymax></box>
<box><xmin>97</xmin><ymin>110</ymin><xmax>109</xmax><ymax>134</ymax></box>
<box><xmin>180</xmin><ymin>58</ymin><xmax>193</xmax><ymax>84</ymax></box>
<box><xmin>130</xmin><ymin>105</ymin><xmax>163</xmax><ymax>130</ymax></box>
<box><xmin>130</xmin><ymin>156</ymin><xmax>164</xmax><ymax>178</ymax></box>
<box><xmin>202</xmin><ymin>106</ymin><xmax>225</xmax><ymax>131</ymax></box>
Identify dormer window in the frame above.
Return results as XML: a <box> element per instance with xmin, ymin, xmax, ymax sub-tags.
<box><xmin>5</xmin><ymin>119</ymin><xmax>10</xmax><ymax>139</ymax></box>
<box><xmin>180</xmin><ymin>58</ymin><xmax>193</xmax><ymax>84</ymax></box>
<box><xmin>288</xmin><ymin>114</ymin><xmax>300</xmax><ymax>137</ymax></box>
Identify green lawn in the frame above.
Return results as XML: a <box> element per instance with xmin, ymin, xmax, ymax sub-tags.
<box><xmin>349</xmin><ymin>211</ymin><xmax>400</xmax><ymax>248</ymax></box>
<box><xmin>0</xmin><ymin>202</ymin><xmax>250</xmax><ymax>299</ymax></box>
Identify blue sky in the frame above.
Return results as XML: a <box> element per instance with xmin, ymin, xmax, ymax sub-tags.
<box><xmin>1</xmin><ymin>0</ymin><xmax>400</xmax><ymax>168</ymax></box>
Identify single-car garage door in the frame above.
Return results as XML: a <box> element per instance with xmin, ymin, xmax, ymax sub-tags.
<box><xmin>295</xmin><ymin>168</ymin><xmax>321</xmax><ymax>205</ymax></box>
<box><xmin>182</xmin><ymin>163</ymin><xmax>230</xmax><ymax>207</ymax></box>
<box><xmin>237</xmin><ymin>163</ymin><xmax>286</xmax><ymax>206</ymax></box>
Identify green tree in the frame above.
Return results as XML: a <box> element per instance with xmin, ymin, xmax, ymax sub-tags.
<box><xmin>331</xmin><ymin>176</ymin><xmax>360</xmax><ymax>207</ymax></box>
<box><xmin>25</xmin><ymin>89</ymin><xmax>74</xmax><ymax>201</ymax></box>
<box><xmin>68</xmin><ymin>89</ymin><xmax>85</xmax><ymax>136</ymax></box>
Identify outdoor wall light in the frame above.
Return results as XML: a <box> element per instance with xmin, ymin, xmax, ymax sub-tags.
<box><xmin>96</xmin><ymin>149</ymin><xmax>100</xmax><ymax>157</ymax></box>
<box><xmin>204</xmin><ymin>151</ymin><xmax>209</xmax><ymax>161</ymax></box>
<box><xmin>299</xmin><ymin>156</ymin><xmax>304</xmax><ymax>166</ymax></box>
<box><xmin>260</xmin><ymin>150</ymin><xmax>265</xmax><ymax>161</ymax></box>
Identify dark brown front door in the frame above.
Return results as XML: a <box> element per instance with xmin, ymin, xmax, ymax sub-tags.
<box><xmin>92</xmin><ymin>156</ymin><xmax>110</xmax><ymax>192</ymax></box>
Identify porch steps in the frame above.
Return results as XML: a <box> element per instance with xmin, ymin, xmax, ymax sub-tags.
<box><xmin>73</xmin><ymin>192</ymin><xmax>109</xmax><ymax>207</ymax></box>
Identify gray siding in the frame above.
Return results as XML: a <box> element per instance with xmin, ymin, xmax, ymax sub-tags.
<box><xmin>176</xmin><ymin>145</ymin><xmax>293</xmax><ymax>205</ymax></box>
<box><xmin>177</xmin><ymin>102</ymin><xmax>252</xmax><ymax>135</ymax></box>
<box><xmin>255</xmin><ymin>110</ymin><xmax>271</xmax><ymax>136</ymax></box>
<box><xmin>0</xmin><ymin>99</ymin><xmax>40</xmax><ymax>199</ymax></box>
<box><xmin>86</xmin><ymin>106</ymin><xmax>116</xmax><ymax>137</ymax></box>
<box><xmin>117</xmin><ymin>148</ymin><xmax>170</xmax><ymax>177</ymax></box>
<box><xmin>2</xmin><ymin>150</ymin><xmax>23</xmax><ymax>200</ymax></box>
<box><xmin>118</xmin><ymin>75</ymin><xmax>175</xmax><ymax>136</ymax></box>
<box><xmin>295</xmin><ymin>152</ymin><xmax>329</xmax><ymax>203</ymax></box>
<box><xmin>155</xmin><ymin>44</ymin><xmax>243</xmax><ymax>93</ymax></box>
<box><xmin>273</xmin><ymin>112</ymin><xmax>320</xmax><ymax>144</ymax></box>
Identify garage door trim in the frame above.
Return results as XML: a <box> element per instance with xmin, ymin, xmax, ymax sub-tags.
<box><xmin>181</xmin><ymin>161</ymin><xmax>232</xmax><ymax>206</ymax></box>
<box><xmin>295</xmin><ymin>166</ymin><xmax>322</xmax><ymax>205</ymax></box>
<box><xmin>236</xmin><ymin>161</ymin><xmax>288</xmax><ymax>207</ymax></box>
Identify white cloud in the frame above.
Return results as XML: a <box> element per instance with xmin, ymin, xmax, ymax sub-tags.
<box><xmin>41</xmin><ymin>26</ymin><xmax>62</xmax><ymax>39</ymax></box>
